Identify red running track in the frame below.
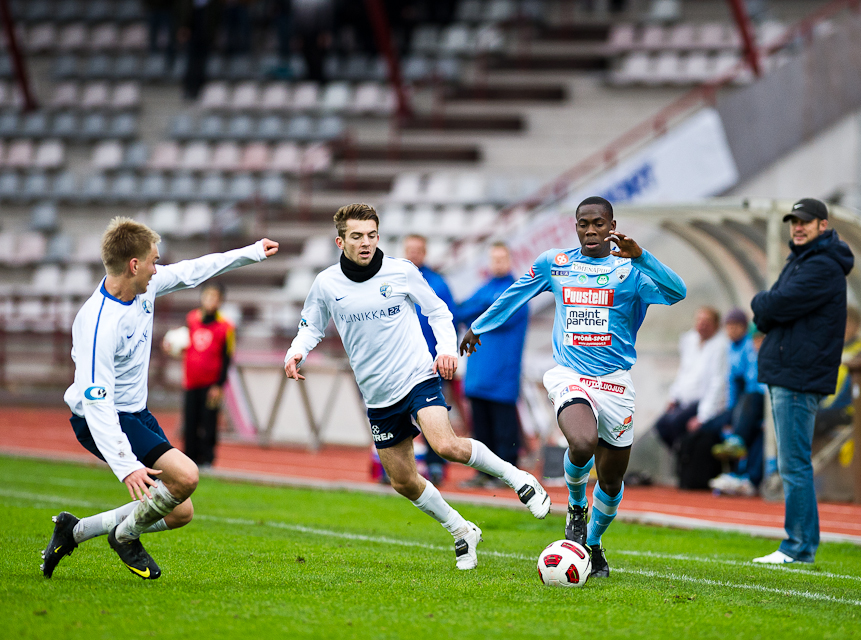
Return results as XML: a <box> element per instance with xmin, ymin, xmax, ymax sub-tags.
<box><xmin>2</xmin><ymin>407</ymin><xmax>859</xmax><ymax>543</ymax></box>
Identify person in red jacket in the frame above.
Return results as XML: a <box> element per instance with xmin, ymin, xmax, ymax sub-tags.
<box><xmin>182</xmin><ymin>281</ymin><xmax>234</xmax><ymax>466</ymax></box>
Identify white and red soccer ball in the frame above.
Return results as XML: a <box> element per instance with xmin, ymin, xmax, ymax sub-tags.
<box><xmin>537</xmin><ymin>540</ymin><xmax>591</xmax><ymax>588</ymax></box>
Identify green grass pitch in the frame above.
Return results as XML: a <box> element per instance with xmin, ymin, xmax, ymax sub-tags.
<box><xmin>2</xmin><ymin>456</ymin><xmax>860</xmax><ymax>640</ymax></box>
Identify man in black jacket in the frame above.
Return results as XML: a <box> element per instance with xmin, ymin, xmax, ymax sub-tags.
<box><xmin>751</xmin><ymin>198</ymin><xmax>854</xmax><ymax>564</ymax></box>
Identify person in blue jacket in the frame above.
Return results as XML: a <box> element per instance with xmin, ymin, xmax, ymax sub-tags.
<box><xmin>403</xmin><ymin>234</ymin><xmax>456</xmax><ymax>484</ymax></box>
<box><xmin>751</xmin><ymin>198</ymin><xmax>854</xmax><ymax>565</ymax></box>
<box><xmin>457</xmin><ymin>243</ymin><xmax>529</xmax><ymax>489</ymax></box>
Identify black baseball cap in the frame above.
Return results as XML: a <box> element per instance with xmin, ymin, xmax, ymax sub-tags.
<box><xmin>783</xmin><ymin>198</ymin><xmax>828</xmax><ymax>222</ymax></box>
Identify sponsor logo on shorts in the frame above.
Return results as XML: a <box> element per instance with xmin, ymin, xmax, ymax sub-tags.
<box><xmin>562</xmin><ymin>287</ymin><xmax>614</xmax><ymax>307</ymax></box>
<box><xmin>83</xmin><ymin>385</ymin><xmax>107</xmax><ymax>404</ymax></box>
<box><xmin>554</xmin><ymin>253</ymin><xmax>569</xmax><ymax>266</ymax></box>
<box><xmin>566</xmin><ymin>307</ymin><xmax>609</xmax><ymax>332</ymax></box>
<box><xmin>559</xmin><ymin>384</ymin><xmax>591</xmax><ymax>401</ymax></box>
<box><xmin>578</xmin><ymin>378</ymin><xmax>626</xmax><ymax>395</ymax></box>
<box><xmin>370</xmin><ymin>424</ymin><xmax>393</xmax><ymax>443</ymax></box>
<box><xmin>563</xmin><ymin>332</ymin><xmax>612</xmax><ymax>347</ymax></box>
<box><xmin>570</xmin><ymin>263</ymin><xmax>612</xmax><ymax>275</ymax></box>
<box><xmin>611</xmin><ymin>415</ymin><xmax>633</xmax><ymax>439</ymax></box>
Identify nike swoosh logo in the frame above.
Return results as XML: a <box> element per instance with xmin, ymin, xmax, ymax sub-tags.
<box><xmin>126</xmin><ymin>332</ymin><xmax>134</xmax><ymax>339</ymax></box>
<box><xmin>335</xmin><ymin>296</ymin><xmax>347</xmax><ymax>301</ymax></box>
<box><xmin>54</xmin><ymin>545</ymin><xmax>62</xmax><ymax>553</ymax></box>
<box><xmin>425</xmin><ymin>396</ymin><xmax>437</xmax><ymax>402</ymax></box>
<box><xmin>125</xmin><ymin>563</ymin><xmax>150</xmax><ymax>578</ymax></box>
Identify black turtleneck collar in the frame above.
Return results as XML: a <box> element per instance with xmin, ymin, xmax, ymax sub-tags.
<box><xmin>340</xmin><ymin>248</ymin><xmax>384</xmax><ymax>282</ymax></box>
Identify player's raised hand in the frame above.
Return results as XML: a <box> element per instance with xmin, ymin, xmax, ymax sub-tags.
<box><xmin>261</xmin><ymin>238</ymin><xmax>279</xmax><ymax>257</ymax></box>
<box><xmin>459</xmin><ymin>329</ymin><xmax>482</xmax><ymax>356</ymax></box>
<box><xmin>284</xmin><ymin>353</ymin><xmax>305</xmax><ymax>381</ymax></box>
<box><xmin>433</xmin><ymin>354</ymin><xmax>458</xmax><ymax>380</ymax></box>
<box><xmin>607</xmin><ymin>232</ymin><xmax>642</xmax><ymax>259</ymax></box>
<box><xmin>123</xmin><ymin>467</ymin><xmax>162</xmax><ymax>502</ymax></box>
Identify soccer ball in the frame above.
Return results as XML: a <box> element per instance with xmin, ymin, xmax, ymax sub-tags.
<box><xmin>163</xmin><ymin>326</ymin><xmax>190</xmax><ymax>357</ymax></box>
<box><xmin>537</xmin><ymin>540</ymin><xmax>591</xmax><ymax>588</ymax></box>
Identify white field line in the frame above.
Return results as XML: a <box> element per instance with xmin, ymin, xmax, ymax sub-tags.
<box><xmin>4</xmin><ymin>487</ymin><xmax>861</xmax><ymax>604</ymax></box>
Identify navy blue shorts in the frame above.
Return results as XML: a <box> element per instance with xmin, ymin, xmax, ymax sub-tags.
<box><xmin>71</xmin><ymin>408</ymin><xmax>174</xmax><ymax>469</ymax></box>
<box><xmin>367</xmin><ymin>378</ymin><xmax>449</xmax><ymax>449</ymax></box>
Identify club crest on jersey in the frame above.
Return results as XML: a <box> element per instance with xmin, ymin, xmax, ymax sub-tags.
<box><xmin>597</xmin><ymin>275</ymin><xmax>609</xmax><ymax>285</ymax></box>
<box><xmin>554</xmin><ymin>253</ymin><xmax>569</xmax><ymax>266</ymax></box>
<box><xmin>379</xmin><ymin>283</ymin><xmax>392</xmax><ymax>298</ymax></box>
<box><xmin>141</xmin><ymin>299</ymin><xmax>153</xmax><ymax>313</ymax></box>
<box><xmin>577</xmin><ymin>274</ymin><xmax>588</xmax><ymax>284</ymax></box>
<box><xmin>617</xmin><ymin>267</ymin><xmax>631</xmax><ymax>282</ymax></box>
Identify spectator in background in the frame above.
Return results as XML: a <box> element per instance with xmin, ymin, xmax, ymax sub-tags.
<box><xmin>402</xmin><ymin>234</ymin><xmax>456</xmax><ymax>484</ymax></box>
<box><xmin>224</xmin><ymin>0</ymin><xmax>254</xmax><ymax>57</ymax></box>
<box><xmin>174</xmin><ymin>281</ymin><xmax>235</xmax><ymax>468</ymax></box>
<box><xmin>751</xmin><ymin>198</ymin><xmax>853</xmax><ymax>565</ymax></box>
<box><xmin>178</xmin><ymin>0</ymin><xmax>223</xmax><ymax>100</ymax></box>
<box><xmin>815</xmin><ymin>306</ymin><xmax>861</xmax><ymax>436</ymax></box>
<box><xmin>145</xmin><ymin>0</ymin><xmax>178</xmax><ymax>67</ymax></box>
<box><xmin>293</xmin><ymin>0</ymin><xmax>334</xmax><ymax>82</ymax></box>
<box><xmin>456</xmin><ymin>243</ymin><xmax>529</xmax><ymax>489</ymax></box>
<box><xmin>654</xmin><ymin>306</ymin><xmax>727</xmax><ymax>450</ymax></box>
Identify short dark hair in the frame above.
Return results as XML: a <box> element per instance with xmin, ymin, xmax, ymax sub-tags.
<box><xmin>334</xmin><ymin>203</ymin><xmax>379</xmax><ymax>238</ymax></box>
<box><xmin>202</xmin><ymin>280</ymin><xmax>226</xmax><ymax>298</ymax></box>
<box><xmin>576</xmin><ymin>196</ymin><xmax>613</xmax><ymax>219</ymax></box>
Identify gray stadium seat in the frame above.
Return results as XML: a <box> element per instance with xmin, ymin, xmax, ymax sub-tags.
<box><xmin>316</xmin><ymin>116</ymin><xmax>344</xmax><ymax>141</ymax></box>
<box><xmin>80</xmin><ymin>113</ymin><xmax>108</xmax><ymax>140</ymax></box>
<box><xmin>111</xmin><ymin>171</ymin><xmax>139</xmax><ymax>202</ymax></box>
<box><xmin>170</xmin><ymin>114</ymin><xmax>195</xmax><ymax>140</ymax></box>
<box><xmin>78</xmin><ymin>173</ymin><xmax>110</xmax><ymax>202</ymax></box>
<box><xmin>257</xmin><ymin>115</ymin><xmax>283</xmax><ymax>141</ymax></box>
<box><xmin>123</xmin><ymin>141</ymin><xmax>149</xmax><ymax>169</ymax></box>
<box><xmin>0</xmin><ymin>111</ymin><xmax>19</xmax><ymax>137</ymax></box>
<box><xmin>116</xmin><ymin>0</ymin><xmax>145</xmax><ymax>22</ymax></box>
<box><xmin>51</xmin><ymin>111</ymin><xmax>79</xmax><ymax>138</ymax></box>
<box><xmin>22</xmin><ymin>111</ymin><xmax>50</xmax><ymax>137</ymax></box>
<box><xmin>198</xmin><ymin>115</ymin><xmax>225</xmax><ymax>140</ymax></box>
<box><xmin>206</xmin><ymin>55</ymin><xmax>226</xmax><ymax>80</ymax></box>
<box><xmin>112</xmin><ymin>54</ymin><xmax>140</xmax><ymax>81</ymax></box>
<box><xmin>24</xmin><ymin>1</ymin><xmax>52</xmax><ymax>22</ymax></box>
<box><xmin>29</xmin><ymin>202</ymin><xmax>58</xmax><ymax>233</ymax></box>
<box><xmin>226</xmin><ymin>115</ymin><xmax>254</xmax><ymax>140</ymax></box>
<box><xmin>0</xmin><ymin>56</ymin><xmax>13</xmax><ymax>79</ymax></box>
<box><xmin>56</xmin><ymin>1</ymin><xmax>85</xmax><ymax>22</ymax></box>
<box><xmin>50</xmin><ymin>171</ymin><xmax>78</xmax><ymax>201</ymax></box>
<box><xmin>259</xmin><ymin>173</ymin><xmax>285</xmax><ymax>203</ymax></box>
<box><xmin>199</xmin><ymin>172</ymin><xmax>227</xmax><ymax>202</ymax></box>
<box><xmin>22</xmin><ymin>172</ymin><xmax>50</xmax><ymax>202</ymax></box>
<box><xmin>83</xmin><ymin>0</ymin><xmax>112</xmax><ymax>23</ymax></box>
<box><xmin>227</xmin><ymin>173</ymin><xmax>256</xmax><ymax>201</ymax></box>
<box><xmin>138</xmin><ymin>172</ymin><xmax>166</xmax><ymax>202</ymax></box>
<box><xmin>227</xmin><ymin>55</ymin><xmax>254</xmax><ymax>81</ymax></box>
<box><xmin>110</xmin><ymin>113</ymin><xmax>138</xmax><ymax>139</ymax></box>
<box><xmin>44</xmin><ymin>233</ymin><xmax>75</xmax><ymax>264</ymax></box>
<box><xmin>0</xmin><ymin>170</ymin><xmax>19</xmax><ymax>200</ymax></box>
<box><xmin>168</xmin><ymin>172</ymin><xmax>199</xmax><ymax>201</ymax></box>
<box><xmin>85</xmin><ymin>55</ymin><xmax>112</xmax><ymax>80</ymax></box>
<box><xmin>142</xmin><ymin>54</ymin><xmax>168</xmax><ymax>81</ymax></box>
<box><xmin>52</xmin><ymin>55</ymin><xmax>80</xmax><ymax>80</ymax></box>
<box><xmin>285</xmin><ymin>115</ymin><xmax>313</xmax><ymax>141</ymax></box>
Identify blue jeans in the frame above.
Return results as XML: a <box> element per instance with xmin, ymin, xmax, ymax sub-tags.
<box><xmin>769</xmin><ymin>386</ymin><xmax>822</xmax><ymax>562</ymax></box>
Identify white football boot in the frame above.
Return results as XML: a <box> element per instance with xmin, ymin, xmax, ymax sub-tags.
<box><xmin>514</xmin><ymin>472</ymin><xmax>552</xmax><ymax>519</ymax></box>
<box><xmin>752</xmin><ymin>550</ymin><xmax>798</xmax><ymax>564</ymax></box>
<box><xmin>454</xmin><ymin>522</ymin><xmax>482</xmax><ymax>570</ymax></box>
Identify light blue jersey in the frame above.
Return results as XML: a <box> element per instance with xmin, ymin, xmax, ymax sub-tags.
<box><xmin>471</xmin><ymin>248</ymin><xmax>686</xmax><ymax>376</ymax></box>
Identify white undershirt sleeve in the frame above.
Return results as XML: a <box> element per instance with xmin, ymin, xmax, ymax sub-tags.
<box><xmin>285</xmin><ymin>275</ymin><xmax>330</xmax><ymax>366</ymax></box>
<box><xmin>405</xmin><ymin>263</ymin><xmax>457</xmax><ymax>357</ymax></box>
<box><xmin>151</xmin><ymin>241</ymin><xmax>267</xmax><ymax>297</ymax></box>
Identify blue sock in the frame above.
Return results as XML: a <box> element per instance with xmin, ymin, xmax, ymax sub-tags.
<box><xmin>587</xmin><ymin>482</ymin><xmax>623</xmax><ymax>547</ymax></box>
<box><xmin>563</xmin><ymin>450</ymin><xmax>593</xmax><ymax>509</ymax></box>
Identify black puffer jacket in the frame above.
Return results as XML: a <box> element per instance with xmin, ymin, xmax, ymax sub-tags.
<box><xmin>752</xmin><ymin>229</ymin><xmax>854</xmax><ymax>395</ymax></box>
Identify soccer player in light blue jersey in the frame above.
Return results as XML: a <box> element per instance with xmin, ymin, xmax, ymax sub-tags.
<box><xmin>460</xmin><ymin>196</ymin><xmax>686</xmax><ymax>578</ymax></box>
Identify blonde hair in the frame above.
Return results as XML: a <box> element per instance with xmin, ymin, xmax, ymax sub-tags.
<box><xmin>333</xmin><ymin>203</ymin><xmax>379</xmax><ymax>238</ymax></box>
<box><xmin>101</xmin><ymin>217</ymin><xmax>160</xmax><ymax>276</ymax></box>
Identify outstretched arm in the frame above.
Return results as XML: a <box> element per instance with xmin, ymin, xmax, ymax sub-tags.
<box><xmin>284</xmin><ymin>276</ymin><xmax>330</xmax><ymax>381</ymax></box>
<box><xmin>610</xmin><ymin>232</ymin><xmax>686</xmax><ymax>305</ymax></box>
<box><xmin>153</xmin><ymin>238</ymin><xmax>279</xmax><ymax>297</ymax></box>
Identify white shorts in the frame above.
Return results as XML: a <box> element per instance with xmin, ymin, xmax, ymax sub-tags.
<box><xmin>542</xmin><ymin>365</ymin><xmax>636</xmax><ymax>448</ymax></box>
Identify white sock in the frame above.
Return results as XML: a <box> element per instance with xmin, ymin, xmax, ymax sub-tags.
<box><xmin>74</xmin><ymin>503</ymin><xmax>170</xmax><ymax>543</ymax></box>
<box><xmin>115</xmin><ymin>480</ymin><xmax>181</xmax><ymax>543</ymax></box>
<box><xmin>467</xmin><ymin>439</ymin><xmax>527</xmax><ymax>488</ymax></box>
<box><xmin>411</xmin><ymin>481</ymin><xmax>468</xmax><ymax>537</ymax></box>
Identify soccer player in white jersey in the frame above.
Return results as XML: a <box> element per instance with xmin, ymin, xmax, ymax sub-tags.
<box><xmin>42</xmin><ymin>217</ymin><xmax>278</xmax><ymax>580</ymax></box>
<box><xmin>284</xmin><ymin>203</ymin><xmax>551</xmax><ymax>570</ymax></box>
<box><xmin>461</xmin><ymin>197</ymin><xmax>686</xmax><ymax>578</ymax></box>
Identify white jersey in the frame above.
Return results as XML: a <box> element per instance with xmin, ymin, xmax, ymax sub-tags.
<box><xmin>285</xmin><ymin>256</ymin><xmax>457</xmax><ymax>408</ymax></box>
<box><xmin>64</xmin><ymin>241</ymin><xmax>267</xmax><ymax>481</ymax></box>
